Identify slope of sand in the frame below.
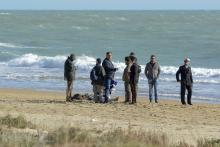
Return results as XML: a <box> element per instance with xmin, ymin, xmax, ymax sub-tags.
<box><xmin>0</xmin><ymin>88</ymin><xmax>220</xmax><ymax>145</ymax></box>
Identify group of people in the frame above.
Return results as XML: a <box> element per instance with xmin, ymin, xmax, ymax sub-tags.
<box><xmin>64</xmin><ymin>52</ymin><xmax>193</xmax><ymax>105</ymax></box>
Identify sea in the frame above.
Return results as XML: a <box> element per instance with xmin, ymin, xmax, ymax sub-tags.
<box><xmin>0</xmin><ymin>10</ymin><xmax>220</xmax><ymax>103</ymax></box>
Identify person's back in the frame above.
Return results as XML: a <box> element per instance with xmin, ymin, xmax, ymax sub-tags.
<box><xmin>91</xmin><ymin>58</ymin><xmax>105</xmax><ymax>103</ymax></box>
<box><xmin>130</xmin><ymin>62</ymin><xmax>139</xmax><ymax>84</ymax></box>
<box><xmin>91</xmin><ymin>64</ymin><xmax>105</xmax><ymax>86</ymax></box>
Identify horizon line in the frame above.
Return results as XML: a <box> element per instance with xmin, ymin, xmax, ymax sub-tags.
<box><xmin>1</xmin><ymin>9</ymin><xmax>220</xmax><ymax>11</ymax></box>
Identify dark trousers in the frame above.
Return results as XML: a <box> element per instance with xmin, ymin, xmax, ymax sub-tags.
<box><xmin>181</xmin><ymin>83</ymin><xmax>192</xmax><ymax>104</ymax></box>
<box><xmin>130</xmin><ymin>83</ymin><xmax>137</xmax><ymax>103</ymax></box>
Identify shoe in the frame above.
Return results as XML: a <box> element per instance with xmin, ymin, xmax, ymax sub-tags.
<box><xmin>182</xmin><ymin>103</ymin><xmax>186</xmax><ymax>105</ymax></box>
<box><xmin>66</xmin><ymin>97</ymin><xmax>71</xmax><ymax>102</ymax></box>
<box><xmin>155</xmin><ymin>100</ymin><xmax>158</xmax><ymax>103</ymax></box>
<box><xmin>188</xmin><ymin>103</ymin><xmax>193</xmax><ymax>105</ymax></box>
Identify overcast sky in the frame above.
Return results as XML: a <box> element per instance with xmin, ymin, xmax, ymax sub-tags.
<box><xmin>0</xmin><ymin>0</ymin><xmax>220</xmax><ymax>10</ymax></box>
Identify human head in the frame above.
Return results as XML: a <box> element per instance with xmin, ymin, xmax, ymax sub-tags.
<box><xmin>96</xmin><ymin>58</ymin><xmax>101</xmax><ymax>65</ymax></box>
<box><xmin>125</xmin><ymin>56</ymin><xmax>131</xmax><ymax>65</ymax></box>
<box><xmin>130</xmin><ymin>52</ymin><xmax>135</xmax><ymax>57</ymax></box>
<box><xmin>69</xmin><ymin>54</ymin><xmax>75</xmax><ymax>61</ymax></box>
<box><xmin>106</xmin><ymin>52</ymin><xmax>112</xmax><ymax>60</ymax></box>
<box><xmin>130</xmin><ymin>56</ymin><xmax>136</xmax><ymax>63</ymax></box>
<box><xmin>184</xmin><ymin>58</ymin><xmax>190</xmax><ymax>66</ymax></box>
<box><xmin>150</xmin><ymin>55</ymin><xmax>156</xmax><ymax>63</ymax></box>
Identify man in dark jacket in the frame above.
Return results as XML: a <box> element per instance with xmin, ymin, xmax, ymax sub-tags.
<box><xmin>122</xmin><ymin>56</ymin><xmax>132</xmax><ymax>103</ymax></box>
<box><xmin>130</xmin><ymin>56</ymin><xmax>140</xmax><ymax>104</ymax></box>
<box><xmin>176</xmin><ymin>58</ymin><xmax>193</xmax><ymax>105</ymax></box>
<box><xmin>102</xmin><ymin>52</ymin><xmax>118</xmax><ymax>103</ymax></box>
<box><xmin>91</xmin><ymin>58</ymin><xmax>106</xmax><ymax>103</ymax></box>
<box><xmin>64</xmin><ymin>54</ymin><xmax>77</xmax><ymax>102</ymax></box>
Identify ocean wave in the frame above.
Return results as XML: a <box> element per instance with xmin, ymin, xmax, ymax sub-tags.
<box><xmin>71</xmin><ymin>25</ymin><xmax>89</xmax><ymax>30</ymax></box>
<box><xmin>3</xmin><ymin>54</ymin><xmax>220</xmax><ymax>79</ymax></box>
<box><xmin>161</xmin><ymin>66</ymin><xmax>220</xmax><ymax>78</ymax></box>
<box><xmin>0</xmin><ymin>42</ymin><xmax>46</xmax><ymax>49</ymax></box>
<box><xmin>105</xmin><ymin>16</ymin><xmax>128</xmax><ymax>21</ymax></box>
<box><xmin>0</xmin><ymin>43</ymin><xmax>20</xmax><ymax>48</ymax></box>
<box><xmin>0</xmin><ymin>12</ymin><xmax>10</xmax><ymax>15</ymax></box>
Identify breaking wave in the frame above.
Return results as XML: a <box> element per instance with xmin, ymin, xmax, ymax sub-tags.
<box><xmin>2</xmin><ymin>54</ymin><xmax>220</xmax><ymax>79</ymax></box>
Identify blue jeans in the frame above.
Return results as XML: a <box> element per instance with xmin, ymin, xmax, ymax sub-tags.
<box><xmin>104</xmin><ymin>78</ymin><xmax>111</xmax><ymax>102</ymax></box>
<box><xmin>148</xmin><ymin>79</ymin><xmax>158</xmax><ymax>101</ymax></box>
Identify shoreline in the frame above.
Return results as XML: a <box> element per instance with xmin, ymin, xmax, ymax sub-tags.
<box><xmin>0</xmin><ymin>87</ymin><xmax>219</xmax><ymax>105</ymax></box>
<box><xmin>0</xmin><ymin>88</ymin><xmax>220</xmax><ymax>145</ymax></box>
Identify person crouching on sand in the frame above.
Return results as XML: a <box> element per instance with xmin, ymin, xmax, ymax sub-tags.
<box><xmin>90</xmin><ymin>58</ymin><xmax>106</xmax><ymax>103</ymax></box>
<box><xmin>122</xmin><ymin>56</ymin><xmax>132</xmax><ymax>103</ymax></box>
<box><xmin>176</xmin><ymin>58</ymin><xmax>193</xmax><ymax>105</ymax></box>
<box><xmin>144</xmin><ymin>55</ymin><xmax>161</xmax><ymax>103</ymax></box>
<box><xmin>64</xmin><ymin>54</ymin><xmax>77</xmax><ymax>102</ymax></box>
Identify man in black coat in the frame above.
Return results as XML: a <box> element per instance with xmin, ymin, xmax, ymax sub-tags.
<box><xmin>64</xmin><ymin>54</ymin><xmax>77</xmax><ymax>102</ymax></box>
<box><xmin>176</xmin><ymin>58</ymin><xmax>193</xmax><ymax>105</ymax></box>
<box><xmin>102</xmin><ymin>52</ymin><xmax>118</xmax><ymax>103</ymax></box>
<box><xmin>130</xmin><ymin>56</ymin><xmax>140</xmax><ymax>104</ymax></box>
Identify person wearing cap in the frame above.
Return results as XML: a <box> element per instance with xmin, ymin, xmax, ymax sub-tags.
<box><xmin>64</xmin><ymin>54</ymin><xmax>77</xmax><ymax>102</ymax></box>
<box><xmin>176</xmin><ymin>58</ymin><xmax>193</xmax><ymax>105</ymax></box>
<box><xmin>145</xmin><ymin>55</ymin><xmax>161</xmax><ymax>103</ymax></box>
<box><xmin>102</xmin><ymin>52</ymin><xmax>118</xmax><ymax>103</ymax></box>
<box><xmin>90</xmin><ymin>58</ymin><xmax>106</xmax><ymax>103</ymax></box>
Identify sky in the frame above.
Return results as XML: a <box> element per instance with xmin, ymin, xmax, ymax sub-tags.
<box><xmin>0</xmin><ymin>0</ymin><xmax>220</xmax><ymax>10</ymax></box>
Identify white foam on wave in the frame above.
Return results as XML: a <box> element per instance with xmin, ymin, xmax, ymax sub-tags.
<box><xmin>3</xmin><ymin>54</ymin><xmax>220</xmax><ymax>79</ymax></box>
<box><xmin>162</xmin><ymin>66</ymin><xmax>220</xmax><ymax>78</ymax></box>
<box><xmin>0</xmin><ymin>12</ymin><xmax>10</xmax><ymax>15</ymax></box>
<box><xmin>71</xmin><ymin>25</ymin><xmax>89</xmax><ymax>30</ymax></box>
<box><xmin>0</xmin><ymin>42</ymin><xmax>45</xmax><ymax>49</ymax></box>
<box><xmin>0</xmin><ymin>43</ymin><xmax>19</xmax><ymax>48</ymax></box>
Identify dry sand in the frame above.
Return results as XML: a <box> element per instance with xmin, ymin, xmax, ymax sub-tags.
<box><xmin>0</xmin><ymin>88</ymin><xmax>220</xmax><ymax>145</ymax></box>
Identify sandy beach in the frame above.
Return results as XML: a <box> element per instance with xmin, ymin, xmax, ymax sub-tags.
<box><xmin>0</xmin><ymin>88</ymin><xmax>220</xmax><ymax>146</ymax></box>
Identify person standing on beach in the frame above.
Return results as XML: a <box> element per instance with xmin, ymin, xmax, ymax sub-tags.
<box><xmin>102</xmin><ymin>52</ymin><xmax>118</xmax><ymax>103</ymax></box>
<box><xmin>90</xmin><ymin>58</ymin><xmax>105</xmax><ymax>103</ymax></box>
<box><xmin>145</xmin><ymin>55</ymin><xmax>161</xmax><ymax>103</ymax></box>
<box><xmin>122</xmin><ymin>56</ymin><xmax>132</xmax><ymax>103</ymax></box>
<box><xmin>64</xmin><ymin>54</ymin><xmax>77</xmax><ymax>102</ymax></box>
<box><xmin>176</xmin><ymin>58</ymin><xmax>193</xmax><ymax>105</ymax></box>
<box><xmin>130</xmin><ymin>56</ymin><xmax>140</xmax><ymax>104</ymax></box>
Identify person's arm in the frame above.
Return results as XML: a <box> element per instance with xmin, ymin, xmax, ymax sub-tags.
<box><xmin>157</xmin><ymin>64</ymin><xmax>161</xmax><ymax>78</ymax></box>
<box><xmin>144</xmin><ymin>64</ymin><xmax>148</xmax><ymax>78</ymax></box>
<box><xmin>190</xmin><ymin>67</ymin><xmax>193</xmax><ymax>83</ymax></box>
<box><xmin>102</xmin><ymin>67</ymin><xmax>106</xmax><ymax>77</ymax></box>
<box><xmin>134</xmin><ymin>64</ymin><xmax>139</xmax><ymax>83</ymax></box>
<box><xmin>130</xmin><ymin>65</ymin><xmax>134</xmax><ymax>84</ymax></box>
<box><xmin>176</xmin><ymin>67</ymin><xmax>181</xmax><ymax>82</ymax></box>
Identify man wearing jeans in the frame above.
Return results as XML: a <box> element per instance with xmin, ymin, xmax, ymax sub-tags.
<box><xmin>102</xmin><ymin>52</ymin><xmax>118</xmax><ymax>103</ymax></box>
<box><xmin>145</xmin><ymin>55</ymin><xmax>161</xmax><ymax>103</ymax></box>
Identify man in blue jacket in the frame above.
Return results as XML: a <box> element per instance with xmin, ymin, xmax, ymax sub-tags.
<box><xmin>102</xmin><ymin>52</ymin><xmax>118</xmax><ymax>103</ymax></box>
